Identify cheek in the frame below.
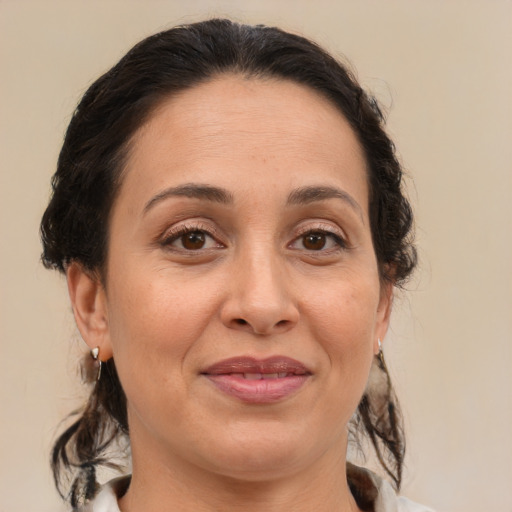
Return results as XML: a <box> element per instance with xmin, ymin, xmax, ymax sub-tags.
<box><xmin>305</xmin><ymin>275</ymin><xmax>380</xmax><ymax>346</ymax></box>
<box><xmin>304</xmin><ymin>277</ymin><xmax>380</xmax><ymax>392</ymax></box>
<box><xmin>294</xmin><ymin>278</ymin><xmax>380</xmax><ymax>441</ymax></box>
<box><xmin>104</xmin><ymin>271</ymin><xmax>220</xmax><ymax>387</ymax></box>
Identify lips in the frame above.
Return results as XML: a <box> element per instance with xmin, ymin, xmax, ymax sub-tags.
<box><xmin>236</xmin><ymin>372</ymin><xmax>292</xmax><ymax>380</ymax></box>
<box><xmin>202</xmin><ymin>356</ymin><xmax>311</xmax><ymax>404</ymax></box>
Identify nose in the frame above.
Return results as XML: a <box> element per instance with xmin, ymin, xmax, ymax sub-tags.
<box><xmin>220</xmin><ymin>251</ymin><xmax>299</xmax><ymax>336</ymax></box>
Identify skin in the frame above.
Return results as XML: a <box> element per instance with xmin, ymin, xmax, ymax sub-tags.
<box><xmin>67</xmin><ymin>75</ymin><xmax>393</xmax><ymax>512</ymax></box>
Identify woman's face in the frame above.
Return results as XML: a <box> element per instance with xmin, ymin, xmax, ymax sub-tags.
<box><xmin>81</xmin><ymin>75</ymin><xmax>392</xmax><ymax>480</ymax></box>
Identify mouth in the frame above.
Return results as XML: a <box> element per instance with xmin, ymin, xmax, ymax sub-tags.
<box><xmin>201</xmin><ymin>356</ymin><xmax>311</xmax><ymax>404</ymax></box>
<box><xmin>226</xmin><ymin>372</ymin><xmax>299</xmax><ymax>380</ymax></box>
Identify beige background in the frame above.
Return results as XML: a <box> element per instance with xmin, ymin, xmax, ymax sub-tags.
<box><xmin>1</xmin><ymin>1</ymin><xmax>511</xmax><ymax>511</ymax></box>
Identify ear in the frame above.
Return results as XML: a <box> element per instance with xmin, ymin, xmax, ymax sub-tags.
<box><xmin>374</xmin><ymin>280</ymin><xmax>394</xmax><ymax>355</ymax></box>
<box><xmin>66</xmin><ymin>262</ymin><xmax>113</xmax><ymax>361</ymax></box>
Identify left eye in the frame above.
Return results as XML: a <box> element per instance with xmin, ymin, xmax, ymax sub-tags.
<box><xmin>290</xmin><ymin>231</ymin><xmax>345</xmax><ymax>251</ymax></box>
<box><xmin>163</xmin><ymin>229</ymin><xmax>220</xmax><ymax>251</ymax></box>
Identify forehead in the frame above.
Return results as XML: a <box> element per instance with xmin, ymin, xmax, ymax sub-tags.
<box><xmin>121</xmin><ymin>74</ymin><xmax>368</xmax><ymax>209</ymax></box>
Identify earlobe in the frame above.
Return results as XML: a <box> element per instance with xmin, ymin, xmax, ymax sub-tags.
<box><xmin>66</xmin><ymin>262</ymin><xmax>113</xmax><ymax>361</ymax></box>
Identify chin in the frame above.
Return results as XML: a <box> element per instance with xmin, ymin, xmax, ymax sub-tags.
<box><xmin>194</xmin><ymin>421</ymin><xmax>343</xmax><ymax>482</ymax></box>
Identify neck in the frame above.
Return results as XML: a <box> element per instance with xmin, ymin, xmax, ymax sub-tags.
<box><xmin>119</xmin><ymin>435</ymin><xmax>361</xmax><ymax>512</ymax></box>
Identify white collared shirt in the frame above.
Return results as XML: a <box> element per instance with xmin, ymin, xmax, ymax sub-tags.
<box><xmin>78</xmin><ymin>468</ymin><xmax>434</xmax><ymax>512</ymax></box>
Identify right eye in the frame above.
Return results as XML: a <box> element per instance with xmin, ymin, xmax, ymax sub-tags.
<box><xmin>161</xmin><ymin>227</ymin><xmax>223</xmax><ymax>251</ymax></box>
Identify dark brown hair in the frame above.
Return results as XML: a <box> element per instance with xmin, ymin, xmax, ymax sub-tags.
<box><xmin>41</xmin><ymin>18</ymin><xmax>416</xmax><ymax>508</ymax></box>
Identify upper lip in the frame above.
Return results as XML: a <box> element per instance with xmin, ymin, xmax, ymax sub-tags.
<box><xmin>202</xmin><ymin>356</ymin><xmax>311</xmax><ymax>375</ymax></box>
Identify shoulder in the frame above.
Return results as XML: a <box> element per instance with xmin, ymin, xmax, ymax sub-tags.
<box><xmin>375</xmin><ymin>474</ymin><xmax>435</xmax><ymax>512</ymax></box>
<box><xmin>74</xmin><ymin>477</ymin><xmax>129</xmax><ymax>512</ymax></box>
<box><xmin>347</xmin><ymin>463</ymin><xmax>435</xmax><ymax>512</ymax></box>
<box><xmin>396</xmin><ymin>496</ymin><xmax>436</xmax><ymax>512</ymax></box>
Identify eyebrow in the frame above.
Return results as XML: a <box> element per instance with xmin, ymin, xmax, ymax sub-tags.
<box><xmin>143</xmin><ymin>183</ymin><xmax>234</xmax><ymax>214</ymax></box>
<box><xmin>287</xmin><ymin>185</ymin><xmax>363</xmax><ymax>219</ymax></box>
<box><xmin>143</xmin><ymin>182</ymin><xmax>363</xmax><ymax>219</ymax></box>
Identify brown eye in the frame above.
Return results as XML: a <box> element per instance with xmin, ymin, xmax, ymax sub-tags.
<box><xmin>289</xmin><ymin>229</ymin><xmax>346</xmax><ymax>253</ymax></box>
<box><xmin>181</xmin><ymin>231</ymin><xmax>206</xmax><ymax>250</ymax></box>
<box><xmin>162</xmin><ymin>226</ymin><xmax>222</xmax><ymax>252</ymax></box>
<box><xmin>303</xmin><ymin>233</ymin><xmax>326</xmax><ymax>250</ymax></box>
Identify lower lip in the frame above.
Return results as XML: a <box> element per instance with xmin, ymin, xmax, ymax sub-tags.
<box><xmin>205</xmin><ymin>374</ymin><xmax>310</xmax><ymax>404</ymax></box>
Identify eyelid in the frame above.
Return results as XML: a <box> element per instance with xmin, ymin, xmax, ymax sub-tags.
<box><xmin>293</xmin><ymin>221</ymin><xmax>348</xmax><ymax>240</ymax></box>
<box><xmin>289</xmin><ymin>221</ymin><xmax>349</xmax><ymax>251</ymax></box>
<box><xmin>159</xmin><ymin>220</ymin><xmax>225</xmax><ymax>249</ymax></box>
<box><xmin>157</xmin><ymin>218</ymin><xmax>348</xmax><ymax>252</ymax></box>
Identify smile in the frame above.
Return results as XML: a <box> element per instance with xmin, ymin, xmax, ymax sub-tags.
<box><xmin>202</xmin><ymin>356</ymin><xmax>311</xmax><ymax>404</ymax></box>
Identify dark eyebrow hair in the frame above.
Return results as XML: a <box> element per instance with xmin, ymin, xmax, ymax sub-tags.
<box><xmin>287</xmin><ymin>185</ymin><xmax>363</xmax><ymax>219</ymax></box>
<box><xmin>143</xmin><ymin>183</ymin><xmax>234</xmax><ymax>214</ymax></box>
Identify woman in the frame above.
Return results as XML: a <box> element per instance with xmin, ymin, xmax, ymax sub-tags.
<box><xmin>41</xmin><ymin>18</ymin><xmax>432</xmax><ymax>512</ymax></box>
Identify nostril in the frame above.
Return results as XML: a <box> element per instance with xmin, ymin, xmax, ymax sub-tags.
<box><xmin>276</xmin><ymin>320</ymin><xmax>288</xmax><ymax>327</ymax></box>
<box><xmin>235</xmin><ymin>319</ymin><xmax>248</xmax><ymax>326</ymax></box>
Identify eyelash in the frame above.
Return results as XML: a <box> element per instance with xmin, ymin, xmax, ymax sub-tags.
<box><xmin>159</xmin><ymin>223</ymin><xmax>348</xmax><ymax>253</ymax></box>
<box><xmin>290</xmin><ymin>226</ymin><xmax>348</xmax><ymax>252</ymax></box>
<box><xmin>160</xmin><ymin>223</ymin><xmax>223</xmax><ymax>251</ymax></box>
